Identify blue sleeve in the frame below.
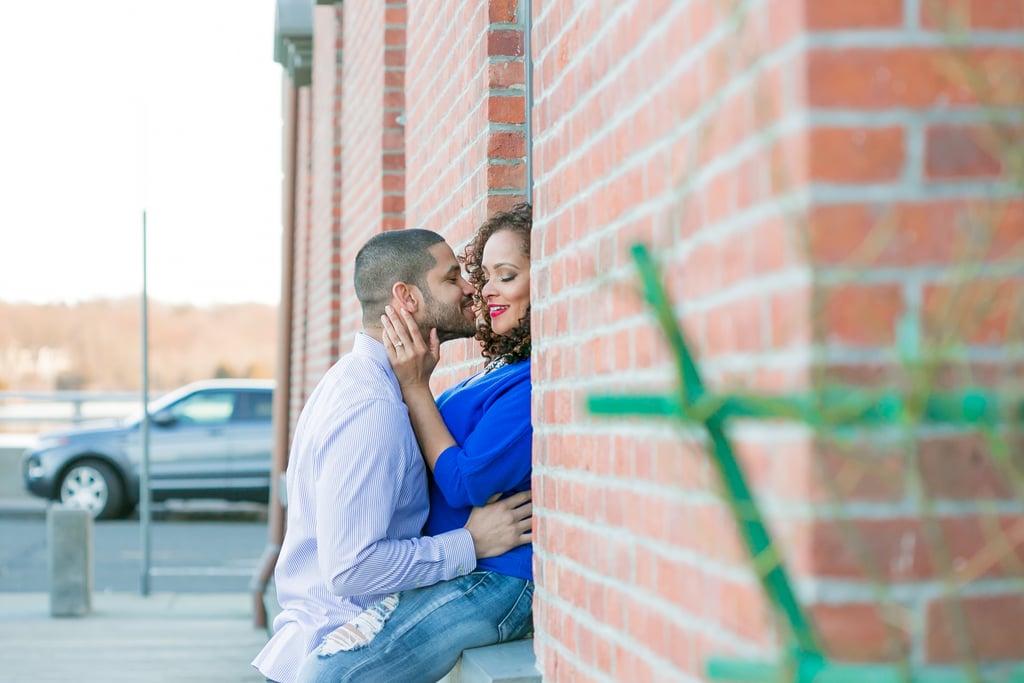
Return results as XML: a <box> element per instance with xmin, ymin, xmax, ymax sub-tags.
<box><xmin>432</xmin><ymin>379</ymin><xmax>532</xmax><ymax>508</ymax></box>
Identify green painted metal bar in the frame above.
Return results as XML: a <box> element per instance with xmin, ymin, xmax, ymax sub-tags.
<box><xmin>720</xmin><ymin>391</ymin><xmax>1016</xmax><ymax>426</ymax></box>
<box><xmin>707</xmin><ymin>659</ymin><xmax>1024</xmax><ymax>683</ymax></box>
<box><xmin>703</xmin><ymin>416</ymin><xmax>824</xmax><ymax>658</ymax></box>
<box><xmin>587</xmin><ymin>394</ymin><xmax>681</xmax><ymax>417</ymax></box>
<box><xmin>629</xmin><ymin>244</ymin><xmax>703</xmax><ymax>410</ymax></box>
<box><xmin>587</xmin><ymin>390</ymin><xmax>1020</xmax><ymax>427</ymax></box>
<box><xmin>586</xmin><ymin>243</ymin><xmax>1024</xmax><ymax>682</ymax></box>
<box><xmin>626</xmin><ymin>244</ymin><xmax>824</xmax><ymax>658</ymax></box>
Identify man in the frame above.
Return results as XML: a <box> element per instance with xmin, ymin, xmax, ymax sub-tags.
<box><xmin>252</xmin><ymin>229</ymin><xmax>533</xmax><ymax>683</ymax></box>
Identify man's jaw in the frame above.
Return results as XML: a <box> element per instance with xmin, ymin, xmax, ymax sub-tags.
<box><xmin>436</xmin><ymin>327</ymin><xmax>476</xmax><ymax>343</ymax></box>
<box><xmin>436</xmin><ymin>311</ymin><xmax>478</xmax><ymax>343</ymax></box>
<box><xmin>461</xmin><ymin>299</ymin><xmax>476</xmax><ymax>322</ymax></box>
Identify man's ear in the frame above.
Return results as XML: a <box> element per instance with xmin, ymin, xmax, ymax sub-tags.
<box><xmin>391</xmin><ymin>282</ymin><xmax>421</xmax><ymax>314</ymax></box>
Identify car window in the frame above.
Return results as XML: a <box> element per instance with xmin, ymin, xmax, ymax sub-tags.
<box><xmin>251</xmin><ymin>392</ymin><xmax>273</xmax><ymax>420</ymax></box>
<box><xmin>233</xmin><ymin>391</ymin><xmax>274</xmax><ymax>422</ymax></box>
<box><xmin>169</xmin><ymin>391</ymin><xmax>236</xmax><ymax>425</ymax></box>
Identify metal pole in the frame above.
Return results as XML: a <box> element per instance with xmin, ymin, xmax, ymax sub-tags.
<box><xmin>252</xmin><ymin>72</ymin><xmax>298</xmax><ymax>629</ymax></box>
<box><xmin>140</xmin><ymin>210</ymin><xmax>152</xmax><ymax>596</ymax></box>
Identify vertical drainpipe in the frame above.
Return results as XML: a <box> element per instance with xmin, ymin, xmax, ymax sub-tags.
<box><xmin>252</xmin><ymin>70</ymin><xmax>298</xmax><ymax>631</ymax></box>
<box><xmin>523</xmin><ymin>0</ymin><xmax>533</xmax><ymax>202</ymax></box>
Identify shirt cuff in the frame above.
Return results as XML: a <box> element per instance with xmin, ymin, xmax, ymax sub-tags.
<box><xmin>436</xmin><ymin>527</ymin><xmax>477</xmax><ymax>579</ymax></box>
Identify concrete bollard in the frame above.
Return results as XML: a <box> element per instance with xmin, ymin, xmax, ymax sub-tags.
<box><xmin>47</xmin><ymin>505</ymin><xmax>93</xmax><ymax>617</ymax></box>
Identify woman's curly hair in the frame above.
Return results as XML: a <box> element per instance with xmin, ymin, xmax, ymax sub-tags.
<box><xmin>460</xmin><ymin>202</ymin><xmax>532</xmax><ymax>363</ymax></box>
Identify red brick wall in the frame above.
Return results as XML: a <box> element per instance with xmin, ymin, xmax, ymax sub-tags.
<box><xmin>337</xmin><ymin>1</ymin><xmax>388</xmax><ymax>355</ymax></box>
<box><xmin>383</xmin><ymin>2</ymin><xmax>407</xmax><ymax>237</ymax></box>
<box><xmin>330</xmin><ymin>1</ymin><xmax>409</xmax><ymax>356</ymax></box>
<box><xmin>286</xmin><ymin>6</ymin><xmax>345</xmax><ymax>420</ymax></box>
<box><xmin>801</xmin><ymin>0</ymin><xmax>1024</xmax><ymax>667</ymax></box>
<box><xmin>292</xmin><ymin>0</ymin><xmax>527</xmax><ymax>391</ymax></box>
<box><xmin>405</xmin><ymin>0</ymin><xmax>528</xmax><ymax>384</ymax></box>
<box><xmin>305</xmin><ymin>4</ymin><xmax>344</xmax><ymax>381</ymax></box>
<box><xmin>529</xmin><ymin>0</ymin><xmax>1024</xmax><ymax>680</ymax></box>
<box><xmin>282</xmin><ymin>0</ymin><xmax>1024</xmax><ymax>680</ymax></box>
<box><xmin>530</xmin><ymin>2</ymin><xmax>809</xmax><ymax>679</ymax></box>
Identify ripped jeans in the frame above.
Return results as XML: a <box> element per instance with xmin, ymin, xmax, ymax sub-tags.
<box><xmin>296</xmin><ymin>571</ymin><xmax>534</xmax><ymax>683</ymax></box>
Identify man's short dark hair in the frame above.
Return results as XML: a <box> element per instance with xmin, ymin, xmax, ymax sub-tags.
<box><xmin>354</xmin><ymin>228</ymin><xmax>445</xmax><ymax>323</ymax></box>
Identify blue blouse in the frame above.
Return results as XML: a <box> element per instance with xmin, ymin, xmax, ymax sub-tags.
<box><xmin>423</xmin><ymin>358</ymin><xmax>533</xmax><ymax>580</ymax></box>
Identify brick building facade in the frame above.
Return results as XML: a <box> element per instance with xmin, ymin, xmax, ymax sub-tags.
<box><xmin>268</xmin><ymin>1</ymin><xmax>1024</xmax><ymax>680</ymax></box>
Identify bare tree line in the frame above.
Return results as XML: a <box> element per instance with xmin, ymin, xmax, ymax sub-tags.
<box><xmin>0</xmin><ymin>298</ymin><xmax>277</xmax><ymax>392</ymax></box>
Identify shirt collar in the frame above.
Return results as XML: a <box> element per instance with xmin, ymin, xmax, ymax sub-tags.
<box><xmin>353</xmin><ymin>332</ymin><xmax>390</xmax><ymax>367</ymax></box>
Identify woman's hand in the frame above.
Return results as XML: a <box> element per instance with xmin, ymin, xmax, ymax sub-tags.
<box><xmin>381</xmin><ymin>305</ymin><xmax>440</xmax><ymax>390</ymax></box>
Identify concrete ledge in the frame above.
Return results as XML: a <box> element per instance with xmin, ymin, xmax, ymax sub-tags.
<box><xmin>0</xmin><ymin>497</ymin><xmax>48</xmax><ymax>519</ymax></box>
<box><xmin>439</xmin><ymin>639</ymin><xmax>541</xmax><ymax>683</ymax></box>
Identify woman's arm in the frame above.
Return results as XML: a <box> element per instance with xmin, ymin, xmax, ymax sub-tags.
<box><xmin>381</xmin><ymin>306</ymin><xmax>532</xmax><ymax>508</ymax></box>
<box><xmin>430</xmin><ymin>382</ymin><xmax>532</xmax><ymax>507</ymax></box>
<box><xmin>380</xmin><ymin>305</ymin><xmax>458</xmax><ymax>470</ymax></box>
<box><xmin>401</xmin><ymin>382</ymin><xmax>457</xmax><ymax>471</ymax></box>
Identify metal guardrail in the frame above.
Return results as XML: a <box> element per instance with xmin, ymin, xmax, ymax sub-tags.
<box><xmin>0</xmin><ymin>391</ymin><xmax>155</xmax><ymax>430</ymax></box>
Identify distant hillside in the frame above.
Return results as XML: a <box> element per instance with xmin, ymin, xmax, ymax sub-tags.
<box><xmin>0</xmin><ymin>298</ymin><xmax>278</xmax><ymax>392</ymax></box>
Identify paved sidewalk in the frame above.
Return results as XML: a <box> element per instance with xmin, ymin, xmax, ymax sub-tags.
<box><xmin>0</xmin><ymin>591</ymin><xmax>269</xmax><ymax>682</ymax></box>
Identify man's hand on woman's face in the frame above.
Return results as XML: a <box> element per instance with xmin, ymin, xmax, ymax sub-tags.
<box><xmin>465</xmin><ymin>490</ymin><xmax>533</xmax><ymax>559</ymax></box>
<box><xmin>381</xmin><ymin>305</ymin><xmax>439</xmax><ymax>389</ymax></box>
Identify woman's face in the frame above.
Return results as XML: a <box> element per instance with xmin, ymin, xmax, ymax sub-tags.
<box><xmin>479</xmin><ymin>229</ymin><xmax>530</xmax><ymax>337</ymax></box>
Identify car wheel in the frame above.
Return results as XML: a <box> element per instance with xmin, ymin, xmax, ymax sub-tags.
<box><xmin>58</xmin><ymin>460</ymin><xmax>125</xmax><ymax>520</ymax></box>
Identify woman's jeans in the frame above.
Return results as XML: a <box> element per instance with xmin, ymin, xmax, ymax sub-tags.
<box><xmin>297</xmin><ymin>571</ymin><xmax>534</xmax><ymax>683</ymax></box>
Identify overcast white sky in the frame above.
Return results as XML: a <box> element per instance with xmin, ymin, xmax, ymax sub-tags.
<box><xmin>0</xmin><ymin>0</ymin><xmax>283</xmax><ymax>307</ymax></box>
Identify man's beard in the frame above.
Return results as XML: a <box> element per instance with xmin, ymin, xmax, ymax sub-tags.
<box><xmin>420</xmin><ymin>292</ymin><xmax>477</xmax><ymax>342</ymax></box>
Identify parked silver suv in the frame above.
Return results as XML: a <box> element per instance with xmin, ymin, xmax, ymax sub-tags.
<box><xmin>22</xmin><ymin>379</ymin><xmax>275</xmax><ymax>519</ymax></box>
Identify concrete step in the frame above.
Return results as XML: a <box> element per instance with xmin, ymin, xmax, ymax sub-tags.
<box><xmin>438</xmin><ymin>639</ymin><xmax>541</xmax><ymax>683</ymax></box>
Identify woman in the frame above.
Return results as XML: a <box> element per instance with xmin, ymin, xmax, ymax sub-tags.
<box><xmin>297</xmin><ymin>203</ymin><xmax>535</xmax><ymax>683</ymax></box>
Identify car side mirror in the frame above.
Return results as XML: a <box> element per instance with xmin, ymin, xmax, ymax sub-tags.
<box><xmin>150</xmin><ymin>409</ymin><xmax>177</xmax><ymax>427</ymax></box>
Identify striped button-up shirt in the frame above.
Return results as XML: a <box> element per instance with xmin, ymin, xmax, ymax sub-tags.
<box><xmin>252</xmin><ymin>333</ymin><xmax>476</xmax><ymax>683</ymax></box>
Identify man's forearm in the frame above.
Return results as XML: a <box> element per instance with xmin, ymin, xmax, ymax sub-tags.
<box><xmin>323</xmin><ymin>529</ymin><xmax>476</xmax><ymax>597</ymax></box>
